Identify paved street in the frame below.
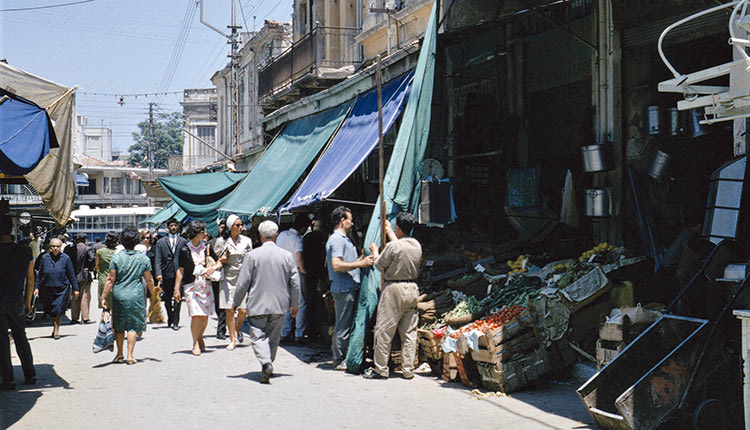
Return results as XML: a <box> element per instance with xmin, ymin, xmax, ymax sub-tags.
<box><xmin>2</xmin><ymin>307</ymin><xmax>595</xmax><ymax>429</ymax></box>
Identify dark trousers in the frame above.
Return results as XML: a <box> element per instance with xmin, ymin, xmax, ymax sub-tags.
<box><xmin>212</xmin><ymin>281</ymin><xmax>226</xmax><ymax>336</ymax></box>
<box><xmin>160</xmin><ymin>277</ymin><xmax>181</xmax><ymax>327</ymax></box>
<box><xmin>0</xmin><ymin>302</ymin><xmax>35</xmax><ymax>383</ymax></box>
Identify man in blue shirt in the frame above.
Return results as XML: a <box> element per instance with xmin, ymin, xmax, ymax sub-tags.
<box><xmin>325</xmin><ymin>206</ymin><xmax>374</xmax><ymax>371</ymax></box>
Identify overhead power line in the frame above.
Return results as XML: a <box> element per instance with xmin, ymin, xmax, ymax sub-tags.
<box><xmin>0</xmin><ymin>0</ymin><xmax>95</xmax><ymax>12</ymax></box>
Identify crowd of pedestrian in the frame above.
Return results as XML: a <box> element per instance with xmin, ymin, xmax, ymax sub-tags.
<box><xmin>0</xmin><ymin>205</ymin><xmax>422</xmax><ymax>387</ymax></box>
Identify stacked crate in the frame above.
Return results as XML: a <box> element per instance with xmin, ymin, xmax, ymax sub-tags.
<box><xmin>596</xmin><ymin>313</ymin><xmax>652</xmax><ymax>369</ymax></box>
<box><xmin>418</xmin><ymin>328</ymin><xmax>444</xmax><ymax>376</ymax></box>
<box><xmin>466</xmin><ymin>309</ymin><xmax>544</xmax><ymax>393</ymax></box>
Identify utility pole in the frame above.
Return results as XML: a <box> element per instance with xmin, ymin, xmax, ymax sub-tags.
<box><xmin>201</xmin><ymin>0</ymin><xmax>241</xmax><ymax>157</ymax></box>
<box><xmin>148</xmin><ymin>102</ymin><xmax>155</xmax><ymax>178</ymax></box>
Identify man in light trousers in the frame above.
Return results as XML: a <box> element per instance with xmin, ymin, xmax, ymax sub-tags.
<box><xmin>234</xmin><ymin>220</ymin><xmax>300</xmax><ymax>384</ymax></box>
<box><xmin>363</xmin><ymin>212</ymin><xmax>422</xmax><ymax>380</ymax></box>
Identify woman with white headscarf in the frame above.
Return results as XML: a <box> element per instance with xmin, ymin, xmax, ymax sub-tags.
<box><xmin>214</xmin><ymin>214</ymin><xmax>253</xmax><ymax>350</ymax></box>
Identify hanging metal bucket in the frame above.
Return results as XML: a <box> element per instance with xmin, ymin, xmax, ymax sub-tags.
<box><xmin>668</xmin><ymin>108</ymin><xmax>687</xmax><ymax>137</ymax></box>
<box><xmin>646</xmin><ymin>105</ymin><xmax>662</xmax><ymax>136</ymax></box>
<box><xmin>690</xmin><ymin>109</ymin><xmax>708</xmax><ymax>138</ymax></box>
<box><xmin>581</xmin><ymin>144</ymin><xmax>612</xmax><ymax>172</ymax></box>
<box><xmin>585</xmin><ymin>188</ymin><xmax>610</xmax><ymax>217</ymax></box>
<box><xmin>649</xmin><ymin>150</ymin><xmax>671</xmax><ymax>180</ymax></box>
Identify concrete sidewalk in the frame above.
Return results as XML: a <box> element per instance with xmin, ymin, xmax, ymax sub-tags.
<box><xmin>1</xmin><ymin>307</ymin><xmax>595</xmax><ymax>429</ymax></box>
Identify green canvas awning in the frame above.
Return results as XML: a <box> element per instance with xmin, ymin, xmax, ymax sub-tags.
<box><xmin>346</xmin><ymin>0</ymin><xmax>438</xmax><ymax>373</ymax></box>
<box><xmin>140</xmin><ymin>201</ymin><xmax>188</xmax><ymax>226</ymax></box>
<box><xmin>218</xmin><ymin>101</ymin><xmax>353</xmax><ymax>219</ymax></box>
<box><xmin>158</xmin><ymin>171</ymin><xmax>246</xmax><ymax>236</ymax></box>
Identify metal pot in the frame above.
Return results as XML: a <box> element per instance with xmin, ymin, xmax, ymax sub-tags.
<box><xmin>581</xmin><ymin>144</ymin><xmax>611</xmax><ymax>173</ymax></box>
<box><xmin>645</xmin><ymin>105</ymin><xmax>662</xmax><ymax>136</ymax></box>
<box><xmin>668</xmin><ymin>108</ymin><xmax>687</xmax><ymax>137</ymax></box>
<box><xmin>585</xmin><ymin>188</ymin><xmax>610</xmax><ymax>217</ymax></box>
<box><xmin>690</xmin><ymin>109</ymin><xmax>708</xmax><ymax>139</ymax></box>
<box><xmin>649</xmin><ymin>150</ymin><xmax>671</xmax><ymax>180</ymax></box>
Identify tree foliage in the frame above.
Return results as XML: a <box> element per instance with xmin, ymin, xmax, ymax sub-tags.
<box><xmin>128</xmin><ymin>111</ymin><xmax>183</xmax><ymax>169</ymax></box>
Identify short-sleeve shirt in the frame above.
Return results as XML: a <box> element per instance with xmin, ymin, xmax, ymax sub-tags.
<box><xmin>374</xmin><ymin>237</ymin><xmax>422</xmax><ymax>282</ymax></box>
<box><xmin>0</xmin><ymin>242</ymin><xmax>32</xmax><ymax>303</ymax></box>
<box><xmin>326</xmin><ymin>230</ymin><xmax>360</xmax><ymax>293</ymax></box>
<box><xmin>277</xmin><ymin>229</ymin><xmax>303</xmax><ymax>255</ymax></box>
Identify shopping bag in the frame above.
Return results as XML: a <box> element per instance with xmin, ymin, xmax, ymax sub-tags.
<box><xmin>92</xmin><ymin>312</ymin><xmax>114</xmax><ymax>353</ymax></box>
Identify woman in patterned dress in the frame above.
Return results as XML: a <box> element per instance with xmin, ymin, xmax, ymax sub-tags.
<box><xmin>95</xmin><ymin>232</ymin><xmax>119</xmax><ymax>310</ymax></box>
<box><xmin>174</xmin><ymin>221</ymin><xmax>217</xmax><ymax>356</ymax></box>
<box><xmin>100</xmin><ymin>226</ymin><xmax>156</xmax><ymax>365</ymax></box>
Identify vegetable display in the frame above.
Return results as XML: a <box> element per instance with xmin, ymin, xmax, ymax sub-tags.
<box><xmin>449</xmin><ymin>305</ymin><xmax>527</xmax><ymax>339</ymax></box>
<box><xmin>506</xmin><ymin>254</ymin><xmax>531</xmax><ymax>273</ymax></box>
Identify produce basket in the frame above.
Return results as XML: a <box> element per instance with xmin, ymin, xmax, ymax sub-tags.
<box><xmin>444</xmin><ymin>313</ymin><xmax>475</xmax><ymax>328</ymax></box>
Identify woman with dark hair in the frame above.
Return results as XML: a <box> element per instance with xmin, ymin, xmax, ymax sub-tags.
<box><xmin>174</xmin><ymin>220</ymin><xmax>217</xmax><ymax>356</ymax></box>
<box><xmin>96</xmin><ymin>232</ymin><xmax>119</xmax><ymax>310</ymax></box>
<box><xmin>100</xmin><ymin>226</ymin><xmax>155</xmax><ymax>364</ymax></box>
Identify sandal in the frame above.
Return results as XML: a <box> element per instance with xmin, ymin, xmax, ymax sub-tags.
<box><xmin>112</xmin><ymin>355</ymin><xmax>124</xmax><ymax>364</ymax></box>
<box><xmin>226</xmin><ymin>342</ymin><xmax>236</xmax><ymax>351</ymax></box>
<box><xmin>126</xmin><ymin>358</ymin><xmax>136</xmax><ymax>365</ymax></box>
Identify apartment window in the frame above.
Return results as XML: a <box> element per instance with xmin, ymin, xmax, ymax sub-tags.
<box><xmin>78</xmin><ymin>178</ymin><xmax>97</xmax><ymax>195</ymax></box>
<box><xmin>87</xmin><ymin>135</ymin><xmax>100</xmax><ymax>150</ymax></box>
<box><xmin>110</xmin><ymin>177</ymin><xmax>123</xmax><ymax>194</ymax></box>
<box><xmin>197</xmin><ymin>126</ymin><xmax>215</xmax><ymax>157</ymax></box>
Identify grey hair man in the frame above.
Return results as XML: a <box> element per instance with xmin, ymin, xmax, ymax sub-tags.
<box><xmin>233</xmin><ymin>220</ymin><xmax>301</xmax><ymax>384</ymax></box>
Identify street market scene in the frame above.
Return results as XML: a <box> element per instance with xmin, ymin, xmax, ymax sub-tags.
<box><xmin>4</xmin><ymin>0</ymin><xmax>750</xmax><ymax>429</ymax></box>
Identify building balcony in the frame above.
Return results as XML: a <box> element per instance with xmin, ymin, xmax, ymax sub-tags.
<box><xmin>258</xmin><ymin>26</ymin><xmax>362</xmax><ymax>113</ymax></box>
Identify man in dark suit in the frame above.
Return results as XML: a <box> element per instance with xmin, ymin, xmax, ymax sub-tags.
<box><xmin>65</xmin><ymin>233</ymin><xmax>95</xmax><ymax>324</ymax></box>
<box><xmin>155</xmin><ymin>218</ymin><xmax>187</xmax><ymax>330</ymax></box>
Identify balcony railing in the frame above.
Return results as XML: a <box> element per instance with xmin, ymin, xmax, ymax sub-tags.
<box><xmin>258</xmin><ymin>26</ymin><xmax>361</xmax><ymax>101</ymax></box>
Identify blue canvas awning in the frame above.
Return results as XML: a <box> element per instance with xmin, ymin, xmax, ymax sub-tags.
<box><xmin>75</xmin><ymin>172</ymin><xmax>89</xmax><ymax>187</ymax></box>
<box><xmin>277</xmin><ymin>71</ymin><xmax>413</xmax><ymax>214</ymax></box>
<box><xmin>218</xmin><ymin>102</ymin><xmax>352</xmax><ymax>219</ymax></box>
<box><xmin>0</xmin><ymin>90</ymin><xmax>57</xmax><ymax>175</ymax></box>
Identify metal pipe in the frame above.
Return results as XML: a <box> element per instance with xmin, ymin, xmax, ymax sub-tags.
<box><xmin>200</xmin><ymin>0</ymin><xmax>229</xmax><ymax>38</ymax></box>
<box><xmin>658</xmin><ymin>1</ymin><xmax>741</xmax><ymax>79</ymax></box>
<box><xmin>182</xmin><ymin>127</ymin><xmax>233</xmax><ymax>160</ymax></box>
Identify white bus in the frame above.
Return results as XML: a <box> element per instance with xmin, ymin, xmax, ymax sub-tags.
<box><xmin>68</xmin><ymin>206</ymin><xmax>161</xmax><ymax>242</ymax></box>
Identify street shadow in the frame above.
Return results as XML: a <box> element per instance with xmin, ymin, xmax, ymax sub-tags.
<box><xmin>171</xmin><ymin>349</ymin><xmax>216</xmax><ymax>355</ymax></box>
<box><xmin>227</xmin><ymin>371</ymin><xmax>291</xmax><ymax>383</ymax></box>
<box><xmin>92</xmin><ymin>357</ymin><xmax>162</xmax><ymax>368</ymax></box>
<box><xmin>282</xmin><ymin>341</ymin><xmax>332</xmax><ymax>365</ymax></box>
<box><xmin>435</xmin><ymin>379</ymin><xmax>594</xmax><ymax>427</ymax></box>
<box><xmin>0</xmin><ymin>363</ymin><xmax>71</xmax><ymax>428</ymax></box>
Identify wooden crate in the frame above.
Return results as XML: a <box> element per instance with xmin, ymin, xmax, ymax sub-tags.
<box><xmin>470</xmin><ymin>329</ymin><xmax>539</xmax><ymax>364</ymax></box>
<box><xmin>545</xmin><ymin>337</ymin><xmax>577</xmax><ymax>374</ymax></box>
<box><xmin>475</xmin><ymin>348</ymin><xmax>549</xmax><ymax>393</ymax></box>
<box><xmin>596</xmin><ymin>338</ymin><xmax>626</xmax><ymax>369</ymax></box>
<box><xmin>441</xmin><ymin>352</ymin><xmax>459</xmax><ymax>382</ymax></box>
<box><xmin>599</xmin><ymin>317</ymin><xmax>652</xmax><ymax>343</ymax></box>
<box><xmin>417</xmin><ymin>328</ymin><xmax>444</xmax><ymax>361</ymax></box>
<box><xmin>482</xmin><ymin>308</ymin><xmax>537</xmax><ymax>346</ymax></box>
<box><xmin>455</xmin><ymin>352</ymin><xmax>480</xmax><ymax>388</ymax></box>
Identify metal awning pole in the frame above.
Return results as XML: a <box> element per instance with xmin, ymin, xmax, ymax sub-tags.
<box><xmin>377</xmin><ymin>55</ymin><xmax>386</xmax><ymax>250</ymax></box>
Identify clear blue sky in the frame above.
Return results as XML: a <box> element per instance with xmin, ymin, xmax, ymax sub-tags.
<box><xmin>0</xmin><ymin>0</ymin><xmax>292</xmax><ymax>153</ymax></box>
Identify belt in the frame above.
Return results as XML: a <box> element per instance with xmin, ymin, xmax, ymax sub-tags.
<box><xmin>385</xmin><ymin>279</ymin><xmax>418</xmax><ymax>283</ymax></box>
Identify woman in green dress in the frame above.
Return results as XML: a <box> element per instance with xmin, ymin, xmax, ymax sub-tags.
<box><xmin>96</xmin><ymin>232</ymin><xmax>119</xmax><ymax>310</ymax></box>
<box><xmin>101</xmin><ymin>226</ymin><xmax>155</xmax><ymax>365</ymax></box>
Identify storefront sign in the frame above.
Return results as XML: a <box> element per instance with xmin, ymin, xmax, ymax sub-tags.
<box><xmin>526</xmin><ymin>19</ymin><xmax>592</xmax><ymax>93</ymax></box>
